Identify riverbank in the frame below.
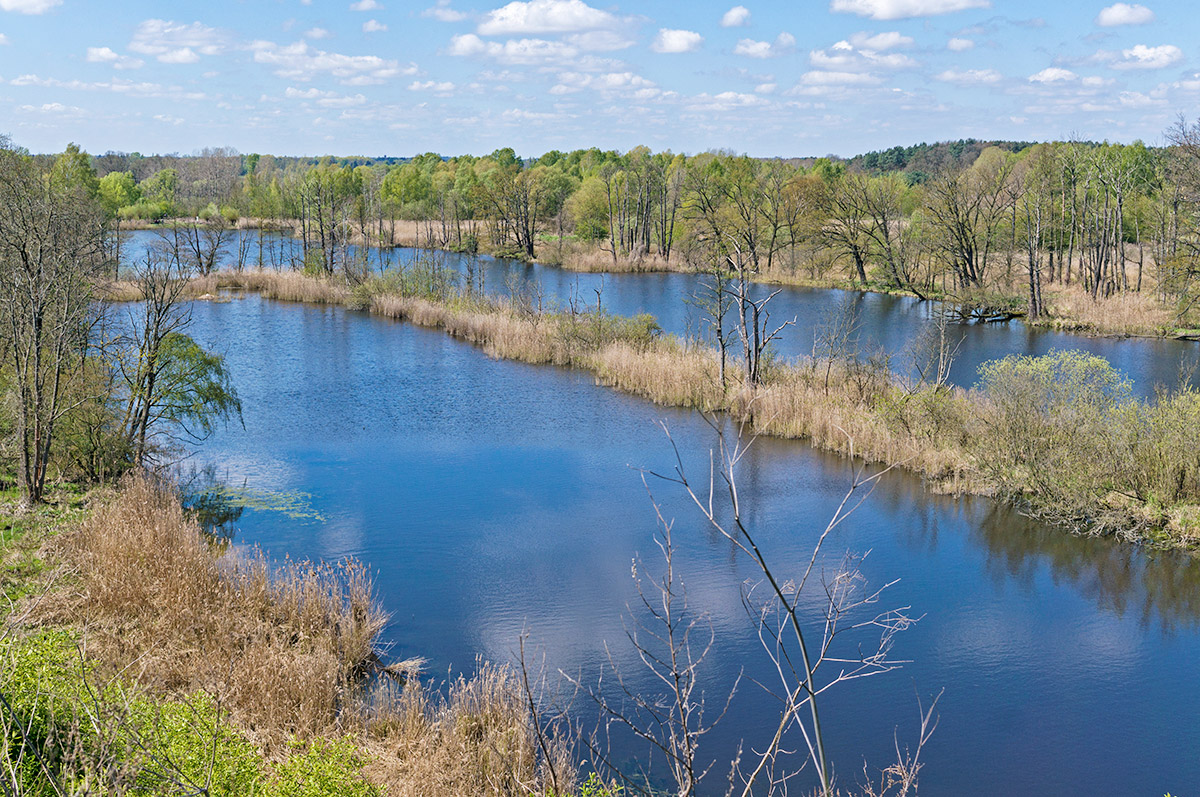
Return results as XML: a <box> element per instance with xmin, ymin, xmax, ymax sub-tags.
<box><xmin>106</xmin><ymin>269</ymin><xmax>1200</xmax><ymax>549</ymax></box>
<box><xmin>121</xmin><ymin>218</ymin><xmax>1197</xmax><ymax>341</ymax></box>
<box><xmin>0</xmin><ymin>478</ymin><xmax>578</xmax><ymax>796</ymax></box>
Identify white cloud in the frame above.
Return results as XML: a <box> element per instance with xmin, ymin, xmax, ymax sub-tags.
<box><xmin>1119</xmin><ymin>89</ymin><xmax>1163</xmax><ymax>107</ymax></box>
<box><xmin>159</xmin><ymin>47</ymin><xmax>200</xmax><ymax>64</ymax></box>
<box><xmin>284</xmin><ymin>87</ymin><xmax>369</xmax><ymax>106</ymax></box>
<box><xmin>720</xmin><ymin>5</ymin><xmax>750</xmax><ymax>27</ymax></box>
<box><xmin>848</xmin><ymin>30</ymin><xmax>913</xmax><ymax>50</ymax></box>
<box><xmin>809</xmin><ymin>36</ymin><xmax>916</xmax><ymax>71</ymax></box>
<box><xmin>86</xmin><ymin>46</ymin><xmax>145</xmax><ymax>69</ymax></box>
<box><xmin>0</xmin><ymin>32</ymin><xmax>8</xmax><ymax>44</ymax></box>
<box><xmin>363</xmin><ymin>19</ymin><xmax>387</xmax><ymax>32</ymax></box>
<box><xmin>423</xmin><ymin>1</ymin><xmax>468</xmax><ymax>22</ymax></box>
<box><xmin>1029</xmin><ymin>67</ymin><xmax>1076</xmax><ymax>82</ymax></box>
<box><xmin>734</xmin><ymin>31</ymin><xmax>795</xmax><ymax>58</ymax></box>
<box><xmin>18</xmin><ymin>101</ymin><xmax>82</xmax><ymax>114</ymax></box>
<box><xmin>409</xmin><ymin>79</ymin><xmax>456</xmax><ymax>91</ymax></box>
<box><xmin>250</xmin><ymin>40</ymin><xmax>417</xmax><ymax>83</ymax></box>
<box><xmin>686</xmin><ymin>90</ymin><xmax>768</xmax><ymax>111</ymax></box>
<box><xmin>1096</xmin><ymin>3</ymin><xmax>1155</xmax><ymax>26</ymax></box>
<box><xmin>1082</xmin><ymin>75</ymin><xmax>1113</xmax><ymax>86</ymax></box>
<box><xmin>129</xmin><ymin>19</ymin><xmax>227</xmax><ymax>62</ymax></box>
<box><xmin>829</xmin><ymin>0</ymin><xmax>990</xmax><ymax>20</ymax></box>
<box><xmin>947</xmin><ymin>36</ymin><xmax>973</xmax><ymax>50</ymax></box>
<box><xmin>350</xmin><ymin>0</ymin><xmax>382</xmax><ymax>10</ymax></box>
<box><xmin>799</xmin><ymin>69</ymin><xmax>882</xmax><ymax>85</ymax></box>
<box><xmin>477</xmin><ymin>0</ymin><xmax>617</xmax><ymax>36</ymax></box>
<box><xmin>565</xmin><ymin>30</ymin><xmax>633</xmax><ymax>51</ymax></box>
<box><xmin>550</xmin><ymin>70</ymin><xmax>659</xmax><ymax>97</ymax></box>
<box><xmin>935</xmin><ymin>67</ymin><xmax>1001</xmax><ymax>83</ymax></box>
<box><xmin>0</xmin><ymin>0</ymin><xmax>61</xmax><ymax>14</ymax></box>
<box><xmin>1111</xmin><ymin>43</ymin><xmax>1182</xmax><ymax>69</ymax></box>
<box><xmin>651</xmin><ymin>28</ymin><xmax>703</xmax><ymax>54</ymax></box>
<box><xmin>447</xmin><ymin>32</ymin><xmax>576</xmax><ymax>63</ymax></box>
<box><xmin>10</xmin><ymin>73</ymin><xmax>208</xmax><ymax>100</ymax></box>
<box><xmin>304</xmin><ymin>27</ymin><xmax>332</xmax><ymax>39</ymax></box>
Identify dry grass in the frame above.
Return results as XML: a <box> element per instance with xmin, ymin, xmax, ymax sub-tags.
<box><xmin>364</xmin><ymin>664</ymin><xmax>573</xmax><ymax>797</ymax></box>
<box><xmin>556</xmin><ymin>242</ymin><xmax>678</xmax><ymax>274</ymax></box>
<box><xmin>1043</xmin><ymin>283</ymin><xmax>1174</xmax><ymax>336</ymax></box>
<box><xmin>31</xmin><ymin>476</ymin><xmax>577</xmax><ymax>793</ymax></box>
<box><xmin>43</xmin><ymin>476</ymin><xmax>385</xmax><ymax>749</ymax></box>
<box><xmin>588</xmin><ymin>340</ymin><xmax>728</xmax><ymax>411</ymax></box>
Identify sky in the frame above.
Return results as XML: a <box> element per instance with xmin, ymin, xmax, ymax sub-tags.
<box><xmin>1</xmin><ymin>0</ymin><xmax>1199</xmax><ymax>158</ymax></box>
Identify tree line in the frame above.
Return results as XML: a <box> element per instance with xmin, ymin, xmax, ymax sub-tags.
<box><xmin>88</xmin><ymin>129</ymin><xmax>1200</xmax><ymax>329</ymax></box>
<box><xmin>0</xmin><ymin>137</ymin><xmax>240</xmax><ymax>507</ymax></box>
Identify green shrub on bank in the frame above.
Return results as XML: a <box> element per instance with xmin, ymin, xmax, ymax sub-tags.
<box><xmin>0</xmin><ymin>630</ymin><xmax>379</xmax><ymax>797</ymax></box>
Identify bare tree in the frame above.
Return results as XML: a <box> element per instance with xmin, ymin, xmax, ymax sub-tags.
<box><xmin>0</xmin><ymin>139</ymin><xmax>107</xmax><ymax>506</ymax></box>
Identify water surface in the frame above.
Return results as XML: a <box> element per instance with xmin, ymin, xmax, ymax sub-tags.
<box><xmin>183</xmin><ymin>294</ymin><xmax>1200</xmax><ymax>796</ymax></box>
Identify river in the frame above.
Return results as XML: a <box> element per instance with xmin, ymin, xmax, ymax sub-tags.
<box><xmin>124</xmin><ymin>230</ymin><xmax>1200</xmax><ymax>794</ymax></box>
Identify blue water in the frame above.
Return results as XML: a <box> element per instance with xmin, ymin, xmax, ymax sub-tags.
<box><xmin>179</xmin><ymin>291</ymin><xmax>1200</xmax><ymax>796</ymax></box>
<box><xmin>122</xmin><ymin>228</ymin><xmax>1199</xmax><ymax>398</ymax></box>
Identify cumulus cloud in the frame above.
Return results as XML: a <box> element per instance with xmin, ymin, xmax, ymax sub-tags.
<box><xmin>18</xmin><ymin>101</ymin><xmax>82</xmax><ymax>114</ymax></box>
<box><xmin>0</xmin><ymin>0</ymin><xmax>61</xmax><ymax>14</ymax></box>
<box><xmin>651</xmin><ymin>28</ymin><xmax>703</xmax><ymax>53</ymax></box>
<box><xmin>350</xmin><ymin>0</ymin><xmax>382</xmax><ymax>10</ymax></box>
<box><xmin>86</xmin><ymin>46</ymin><xmax>145</xmax><ymax>69</ymax></box>
<box><xmin>1096</xmin><ymin>3</ymin><xmax>1155</xmax><ymax>26</ymax></box>
<box><xmin>720</xmin><ymin>5</ymin><xmax>750</xmax><ymax>27</ymax></box>
<box><xmin>423</xmin><ymin>0</ymin><xmax>468</xmax><ymax>22</ymax></box>
<box><xmin>250</xmin><ymin>40</ymin><xmax>417</xmax><ymax>84</ymax></box>
<box><xmin>477</xmin><ymin>0</ymin><xmax>617</xmax><ymax>36</ymax></box>
<box><xmin>686</xmin><ymin>90</ymin><xmax>768</xmax><ymax>111</ymax></box>
<box><xmin>10</xmin><ymin>73</ymin><xmax>208</xmax><ymax>100</ymax></box>
<box><xmin>447</xmin><ymin>32</ymin><xmax>575</xmax><ymax>62</ymax></box>
<box><xmin>947</xmin><ymin>36</ymin><xmax>973</xmax><ymax>50</ymax></box>
<box><xmin>0</xmin><ymin>32</ymin><xmax>8</xmax><ymax>44</ymax></box>
<box><xmin>363</xmin><ymin>19</ymin><xmax>387</xmax><ymax>32</ymax></box>
<box><xmin>550</xmin><ymin>70</ymin><xmax>659</xmax><ymax>97</ymax></box>
<box><xmin>284</xmin><ymin>87</ymin><xmax>368</xmax><ymax>106</ymax></box>
<box><xmin>809</xmin><ymin>36</ymin><xmax>917</xmax><ymax>70</ymax></box>
<box><xmin>304</xmin><ymin>27</ymin><xmax>332</xmax><ymax>39</ymax></box>
<box><xmin>129</xmin><ymin>19</ymin><xmax>227</xmax><ymax>63</ymax></box>
<box><xmin>848</xmin><ymin>30</ymin><xmax>914</xmax><ymax>50</ymax></box>
<box><xmin>830</xmin><ymin>0</ymin><xmax>990</xmax><ymax>20</ymax></box>
<box><xmin>409</xmin><ymin>79</ymin><xmax>456</xmax><ymax>91</ymax></box>
<box><xmin>734</xmin><ymin>31</ymin><xmax>795</xmax><ymax>58</ymax></box>
<box><xmin>1028</xmin><ymin>66</ymin><xmax>1076</xmax><ymax>82</ymax></box>
<box><xmin>1110</xmin><ymin>43</ymin><xmax>1182</xmax><ymax>69</ymax></box>
<box><xmin>936</xmin><ymin>67</ymin><xmax>1001</xmax><ymax>83</ymax></box>
<box><xmin>799</xmin><ymin>69</ymin><xmax>882</xmax><ymax>85</ymax></box>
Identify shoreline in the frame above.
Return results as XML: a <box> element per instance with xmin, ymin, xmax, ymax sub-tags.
<box><xmin>104</xmin><ymin>268</ymin><xmax>1200</xmax><ymax>552</ymax></box>
<box><xmin>116</xmin><ymin>218</ymin><xmax>1196</xmax><ymax>342</ymax></box>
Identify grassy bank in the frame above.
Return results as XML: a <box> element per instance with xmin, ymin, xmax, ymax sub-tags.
<box><xmin>1</xmin><ymin>479</ymin><xmax>579</xmax><ymax>796</ymax></box>
<box><xmin>116</xmin><ymin>268</ymin><xmax>1199</xmax><ymax>549</ymax></box>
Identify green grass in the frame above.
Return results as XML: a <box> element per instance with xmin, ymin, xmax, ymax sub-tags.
<box><xmin>0</xmin><ymin>483</ymin><xmax>90</xmax><ymax>607</ymax></box>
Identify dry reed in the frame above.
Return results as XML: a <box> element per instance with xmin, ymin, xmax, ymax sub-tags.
<box><xmin>34</xmin><ymin>476</ymin><xmax>576</xmax><ymax>793</ymax></box>
<box><xmin>1043</xmin><ymin>283</ymin><xmax>1173</xmax><ymax>336</ymax></box>
<box><xmin>44</xmin><ymin>476</ymin><xmax>386</xmax><ymax>749</ymax></box>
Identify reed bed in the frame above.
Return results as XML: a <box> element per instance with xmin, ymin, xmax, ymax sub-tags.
<box><xmin>1044</xmin><ymin>283</ymin><xmax>1174</xmax><ymax>335</ymax></box>
<box><xmin>44</xmin><ymin>476</ymin><xmax>385</xmax><ymax>748</ymax></box>
<box><xmin>28</xmin><ymin>476</ymin><xmax>576</xmax><ymax>794</ymax></box>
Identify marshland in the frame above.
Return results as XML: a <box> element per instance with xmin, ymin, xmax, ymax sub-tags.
<box><xmin>6</xmin><ymin>121</ymin><xmax>1200</xmax><ymax>797</ymax></box>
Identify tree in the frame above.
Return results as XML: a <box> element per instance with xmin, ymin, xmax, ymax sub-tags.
<box><xmin>0</xmin><ymin>139</ymin><xmax>107</xmax><ymax>506</ymax></box>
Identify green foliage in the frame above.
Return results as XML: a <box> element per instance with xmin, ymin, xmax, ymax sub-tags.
<box><xmin>150</xmin><ymin>332</ymin><xmax>242</xmax><ymax>441</ymax></box>
<box><xmin>98</xmin><ymin>170</ymin><xmax>141</xmax><ymax>216</ymax></box>
<box><xmin>2</xmin><ymin>631</ymin><xmax>380</xmax><ymax>797</ymax></box>
<box><xmin>264</xmin><ymin>738</ymin><xmax>380</xmax><ymax>797</ymax></box>
<box><xmin>1</xmin><ymin>630</ymin><xmax>263</xmax><ymax>796</ymax></box>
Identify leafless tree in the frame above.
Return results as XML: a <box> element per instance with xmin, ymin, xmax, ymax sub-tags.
<box><xmin>0</xmin><ymin>139</ymin><xmax>108</xmax><ymax>506</ymax></box>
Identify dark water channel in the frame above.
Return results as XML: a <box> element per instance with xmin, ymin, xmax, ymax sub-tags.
<box><xmin>177</xmin><ymin>287</ymin><xmax>1200</xmax><ymax>796</ymax></box>
<box><xmin>123</xmin><ymin>229</ymin><xmax>1200</xmax><ymax>397</ymax></box>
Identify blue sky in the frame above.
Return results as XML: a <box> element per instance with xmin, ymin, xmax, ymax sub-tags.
<box><xmin>1</xmin><ymin>0</ymin><xmax>1198</xmax><ymax>157</ymax></box>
